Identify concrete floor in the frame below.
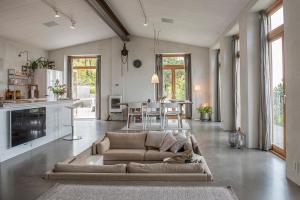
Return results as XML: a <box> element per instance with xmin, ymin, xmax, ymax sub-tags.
<box><xmin>0</xmin><ymin>120</ymin><xmax>300</xmax><ymax>200</ymax></box>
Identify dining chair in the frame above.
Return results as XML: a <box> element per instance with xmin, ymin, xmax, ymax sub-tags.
<box><xmin>163</xmin><ymin>102</ymin><xmax>182</xmax><ymax>129</ymax></box>
<box><xmin>145</xmin><ymin>101</ymin><xmax>162</xmax><ymax>130</ymax></box>
<box><xmin>127</xmin><ymin>102</ymin><xmax>143</xmax><ymax>128</ymax></box>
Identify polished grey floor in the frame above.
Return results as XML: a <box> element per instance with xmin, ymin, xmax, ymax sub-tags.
<box><xmin>0</xmin><ymin>120</ymin><xmax>300</xmax><ymax>200</ymax></box>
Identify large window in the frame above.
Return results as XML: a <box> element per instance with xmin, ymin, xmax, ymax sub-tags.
<box><xmin>162</xmin><ymin>56</ymin><xmax>185</xmax><ymax>101</ymax></box>
<box><xmin>267</xmin><ymin>0</ymin><xmax>285</xmax><ymax>158</ymax></box>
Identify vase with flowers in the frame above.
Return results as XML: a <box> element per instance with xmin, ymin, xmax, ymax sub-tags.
<box><xmin>48</xmin><ymin>79</ymin><xmax>67</xmax><ymax>100</ymax></box>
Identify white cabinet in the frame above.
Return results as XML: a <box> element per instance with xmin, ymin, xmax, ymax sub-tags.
<box><xmin>35</xmin><ymin>69</ymin><xmax>63</xmax><ymax>98</ymax></box>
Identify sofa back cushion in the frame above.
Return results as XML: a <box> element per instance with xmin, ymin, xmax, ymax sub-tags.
<box><xmin>54</xmin><ymin>163</ymin><xmax>126</xmax><ymax>173</ymax></box>
<box><xmin>106</xmin><ymin>132</ymin><xmax>147</xmax><ymax>149</ymax></box>
<box><xmin>145</xmin><ymin>131</ymin><xmax>166</xmax><ymax>148</ymax></box>
<box><xmin>127</xmin><ymin>162</ymin><xmax>205</xmax><ymax>173</ymax></box>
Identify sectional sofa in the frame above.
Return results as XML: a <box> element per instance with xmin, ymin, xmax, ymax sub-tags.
<box><xmin>45</xmin><ymin>131</ymin><xmax>213</xmax><ymax>182</ymax></box>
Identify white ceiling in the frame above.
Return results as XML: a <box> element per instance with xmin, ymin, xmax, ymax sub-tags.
<box><xmin>0</xmin><ymin>0</ymin><xmax>253</xmax><ymax>50</ymax></box>
<box><xmin>0</xmin><ymin>0</ymin><xmax>116</xmax><ymax>50</ymax></box>
<box><xmin>107</xmin><ymin>0</ymin><xmax>252</xmax><ymax>47</ymax></box>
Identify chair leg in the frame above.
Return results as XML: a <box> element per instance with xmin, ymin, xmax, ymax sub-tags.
<box><xmin>127</xmin><ymin>114</ymin><xmax>130</xmax><ymax>128</ymax></box>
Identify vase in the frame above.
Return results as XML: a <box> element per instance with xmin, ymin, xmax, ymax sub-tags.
<box><xmin>200</xmin><ymin>113</ymin><xmax>210</xmax><ymax>121</ymax></box>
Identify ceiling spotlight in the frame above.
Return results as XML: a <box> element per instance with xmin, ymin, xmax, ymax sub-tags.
<box><xmin>70</xmin><ymin>20</ymin><xmax>76</xmax><ymax>29</ymax></box>
<box><xmin>143</xmin><ymin>20</ymin><xmax>148</xmax><ymax>26</ymax></box>
<box><xmin>54</xmin><ymin>10</ymin><xmax>60</xmax><ymax>18</ymax></box>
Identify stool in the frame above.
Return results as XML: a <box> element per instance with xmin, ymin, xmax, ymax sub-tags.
<box><xmin>63</xmin><ymin>103</ymin><xmax>82</xmax><ymax>141</ymax></box>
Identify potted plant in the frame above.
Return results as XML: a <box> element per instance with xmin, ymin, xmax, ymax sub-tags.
<box><xmin>196</xmin><ymin>105</ymin><xmax>212</xmax><ymax>121</ymax></box>
<box><xmin>48</xmin><ymin>79</ymin><xmax>67</xmax><ymax>100</ymax></box>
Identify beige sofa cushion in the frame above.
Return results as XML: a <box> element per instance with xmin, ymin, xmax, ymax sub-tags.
<box><xmin>106</xmin><ymin>132</ymin><xmax>147</xmax><ymax>149</ymax></box>
<box><xmin>191</xmin><ymin>135</ymin><xmax>201</xmax><ymax>155</ymax></box>
<box><xmin>96</xmin><ymin>137</ymin><xmax>110</xmax><ymax>154</ymax></box>
<box><xmin>127</xmin><ymin>162</ymin><xmax>205</xmax><ymax>173</ymax></box>
<box><xmin>144</xmin><ymin>150</ymin><xmax>176</xmax><ymax>161</ymax></box>
<box><xmin>103</xmin><ymin>149</ymin><xmax>146</xmax><ymax>161</ymax></box>
<box><xmin>160</xmin><ymin>133</ymin><xmax>177</xmax><ymax>152</ymax></box>
<box><xmin>145</xmin><ymin>131</ymin><xmax>166</xmax><ymax>148</ymax></box>
<box><xmin>54</xmin><ymin>163</ymin><xmax>126</xmax><ymax>173</ymax></box>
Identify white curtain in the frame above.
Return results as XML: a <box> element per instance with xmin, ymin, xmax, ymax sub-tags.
<box><xmin>259</xmin><ymin>11</ymin><xmax>272</xmax><ymax>151</ymax></box>
<box><xmin>232</xmin><ymin>36</ymin><xmax>240</xmax><ymax>131</ymax></box>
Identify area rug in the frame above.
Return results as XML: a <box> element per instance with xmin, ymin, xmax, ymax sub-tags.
<box><xmin>37</xmin><ymin>184</ymin><xmax>238</xmax><ymax>200</ymax></box>
<box><xmin>121</xmin><ymin>120</ymin><xmax>191</xmax><ymax>131</ymax></box>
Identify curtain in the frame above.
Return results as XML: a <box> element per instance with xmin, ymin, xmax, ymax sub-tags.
<box><xmin>155</xmin><ymin>54</ymin><xmax>163</xmax><ymax>101</ymax></box>
<box><xmin>216</xmin><ymin>49</ymin><xmax>221</xmax><ymax>122</ymax></box>
<box><xmin>184</xmin><ymin>54</ymin><xmax>192</xmax><ymax>119</ymax></box>
<box><xmin>67</xmin><ymin>56</ymin><xmax>73</xmax><ymax>99</ymax></box>
<box><xmin>96</xmin><ymin>55</ymin><xmax>101</xmax><ymax>120</ymax></box>
<box><xmin>259</xmin><ymin>11</ymin><xmax>272</xmax><ymax>151</ymax></box>
<box><xmin>232</xmin><ymin>35</ymin><xmax>240</xmax><ymax>131</ymax></box>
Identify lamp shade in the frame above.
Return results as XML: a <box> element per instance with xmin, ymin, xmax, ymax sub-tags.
<box><xmin>151</xmin><ymin>73</ymin><xmax>159</xmax><ymax>84</ymax></box>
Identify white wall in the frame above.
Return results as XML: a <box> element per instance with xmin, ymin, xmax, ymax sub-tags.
<box><xmin>219</xmin><ymin>37</ymin><xmax>234</xmax><ymax>131</ymax></box>
<box><xmin>239</xmin><ymin>12</ymin><xmax>261</xmax><ymax>148</ymax></box>
<box><xmin>0</xmin><ymin>37</ymin><xmax>48</xmax><ymax>97</ymax></box>
<box><xmin>284</xmin><ymin>0</ymin><xmax>300</xmax><ymax>186</ymax></box>
<box><xmin>209</xmin><ymin>49</ymin><xmax>218</xmax><ymax>121</ymax></box>
<box><xmin>49</xmin><ymin>36</ymin><xmax>210</xmax><ymax>119</ymax></box>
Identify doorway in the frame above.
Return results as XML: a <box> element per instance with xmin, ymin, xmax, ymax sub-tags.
<box><xmin>71</xmin><ymin>56</ymin><xmax>97</xmax><ymax>119</ymax></box>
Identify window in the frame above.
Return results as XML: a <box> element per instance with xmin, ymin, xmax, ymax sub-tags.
<box><xmin>267</xmin><ymin>0</ymin><xmax>285</xmax><ymax>158</ymax></box>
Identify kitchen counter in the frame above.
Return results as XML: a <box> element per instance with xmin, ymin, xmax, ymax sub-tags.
<box><xmin>0</xmin><ymin>99</ymin><xmax>73</xmax><ymax>162</ymax></box>
<box><xmin>0</xmin><ymin>98</ymin><xmax>73</xmax><ymax>110</ymax></box>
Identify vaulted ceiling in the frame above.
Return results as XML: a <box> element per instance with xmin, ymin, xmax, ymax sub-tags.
<box><xmin>0</xmin><ymin>0</ymin><xmax>252</xmax><ymax>50</ymax></box>
<box><xmin>107</xmin><ymin>0</ymin><xmax>252</xmax><ymax>47</ymax></box>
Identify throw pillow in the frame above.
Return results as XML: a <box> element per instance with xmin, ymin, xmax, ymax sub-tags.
<box><xmin>145</xmin><ymin>131</ymin><xmax>167</xmax><ymax>148</ymax></box>
<box><xmin>170</xmin><ymin>134</ymin><xmax>187</xmax><ymax>153</ymax></box>
<box><xmin>160</xmin><ymin>133</ymin><xmax>177</xmax><ymax>152</ymax></box>
<box><xmin>184</xmin><ymin>136</ymin><xmax>193</xmax><ymax>151</ymax></box>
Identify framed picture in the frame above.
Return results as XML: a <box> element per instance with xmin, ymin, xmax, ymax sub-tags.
<box><xmin>22</xmin><ymin>66</ymin><xmax>27</xmax><ymax>72</ymax></box>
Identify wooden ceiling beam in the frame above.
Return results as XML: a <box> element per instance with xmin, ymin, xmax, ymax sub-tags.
<box><xmin>85</xmin><ymin>0</ymin><xmax>130</xmax><ymax>41</ymax></box>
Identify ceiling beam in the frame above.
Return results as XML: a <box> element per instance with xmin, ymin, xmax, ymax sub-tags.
<box><xmin>85</xmin><ymin>0</ymin><xmax>130</xmax><ymax>41</ymax></box>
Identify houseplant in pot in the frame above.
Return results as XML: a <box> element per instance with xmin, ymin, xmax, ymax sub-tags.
<box><xmin>197</xmin><ymin>105</ymin><xmax>212</xmax><ymax>121</ymax></box>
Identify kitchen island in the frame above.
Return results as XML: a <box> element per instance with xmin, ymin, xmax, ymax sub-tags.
<box><xmin>0</xmin><ymin>99</ymin><xmax>73</xmax><ymax>162</ymax></box>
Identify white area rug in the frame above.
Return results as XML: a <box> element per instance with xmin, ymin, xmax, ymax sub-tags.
<box><xmin>121</xmin><ymin>120</ymin><xmax>191</xmax><ymax>131</ymax></box>
<box><xmin>37</xmin><ymin>184</ymin><xmax>238</xmax><ymax>200</ymax></box>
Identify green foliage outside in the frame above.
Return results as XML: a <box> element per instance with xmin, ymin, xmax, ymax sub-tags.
<box><xmin>76</xmin><ymin>69</ymin><xmax>96</xmax><ymax>86</ymax></box>
<box><xmin>273</xmin><ymin>83</ymin><xmax>284</xmax><ymax>126</ymax></box>
<box><xmin>72</xmin><ymin>58</ymin><xmax>96</xmax><ymax>67</ymax></box>
<box><xmin>163</xmin><ymin>57</ymin><xmax>184</xmax><ymax>65</ymax></box>
<box><xmin>175</xmin><ymin>69</ymin><xmax>185</xmax><ymax>100</ymax></box>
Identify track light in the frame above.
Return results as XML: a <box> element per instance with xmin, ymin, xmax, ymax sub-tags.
<box><xmin>70</xmin><ymin>20</ymin><xmax>76</xmax><ymax>29</ymax></box>
<box><xmin>54</xmin><ymin>10</ymin><xmax>60</xmax><ymax>18</ymax></box>
<box><xmin>144</xmin><ymin>20</ymin><xmax>148</xmax><ymax>26</ymax></box>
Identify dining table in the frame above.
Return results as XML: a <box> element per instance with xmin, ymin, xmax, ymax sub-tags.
<box><xmin>118</xmin><ymin>100</ymin><xmax>193</xmax><ymax>128</ymax></box>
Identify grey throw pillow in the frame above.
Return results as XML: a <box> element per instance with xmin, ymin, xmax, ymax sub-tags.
<box><xmin>160</xmin><ymin>133</ymin><xmax>177</xmax><ymax>152</ymax></box>
<box><xmin>170</xmin><ymin>134</ymin><xmax>187</xmax><ymax>153</ymax></box>
<box><xmin>145</xmin><ymin>131</ymin><xmax>167</xmax><ymax>148</ymax></box>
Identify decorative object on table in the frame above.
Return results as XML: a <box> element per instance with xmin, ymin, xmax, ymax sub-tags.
<box><xmin>229</xmin><ymin>128</ymin><xmax>245</xmax><ymax>149</ymax></box>
<box><xmin>48</xmin><ymin>79</ymin><xmax>67</xmax><ymax>100</ymax></box>
<box><xmin>133</xmin><ymin>59</ymin><xmax>142</xmax><ymax>68</ymax></box>
<box><xmin>197</xmin><ymin>104</ymin><xmax>212</xmax><ymax>121</ymax></box>
<box><xmin>121</xmin><ymin>43</ymin><xmax>129</xmax><ymax>75</ymax></box>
